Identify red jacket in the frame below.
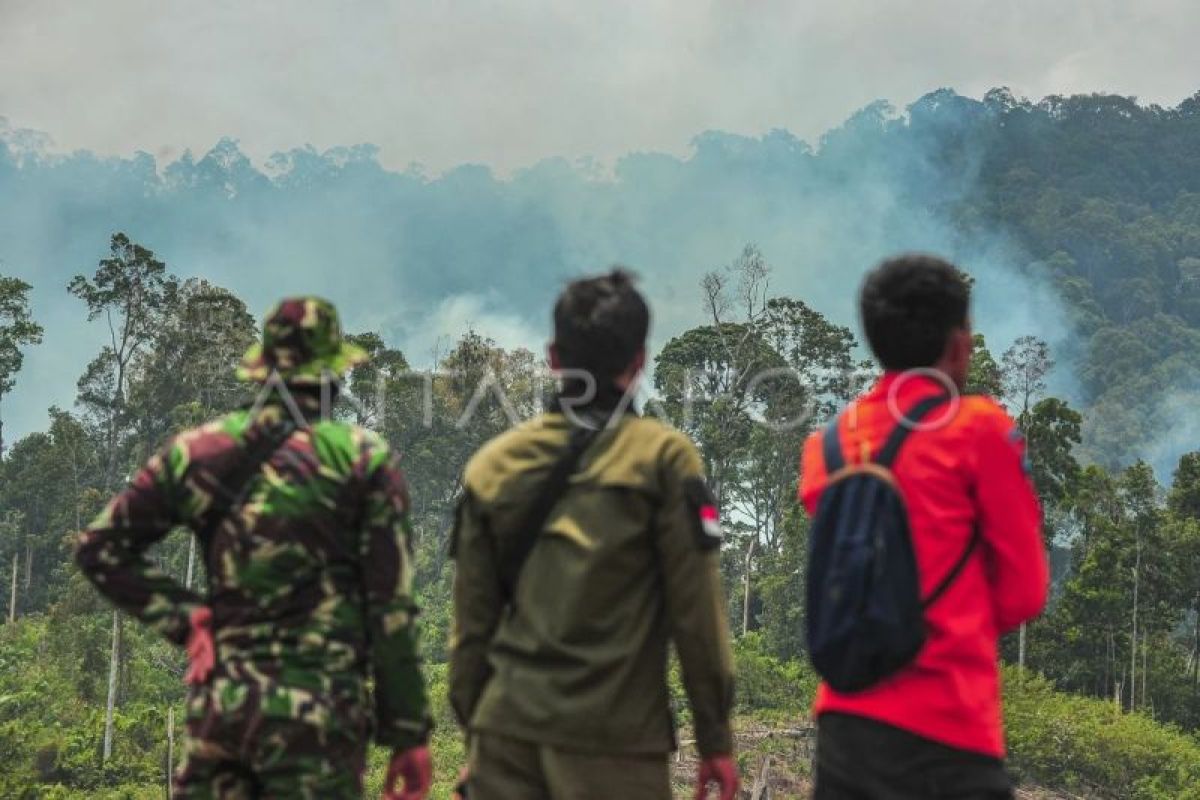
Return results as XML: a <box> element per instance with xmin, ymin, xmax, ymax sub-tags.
<box><xmin>800</xmin><ymin>372</ymin><xmax>1049</xmax><ymax>757</ymax></box>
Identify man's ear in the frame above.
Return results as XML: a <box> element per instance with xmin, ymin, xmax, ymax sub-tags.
<box><xmin>548</xmin><ymin>342</ymin><xmax>561</xmax><ymax>371</ymax></box>
<box><xmin>630</xmin><ymin>347</ymin><xmax>646</xmax><ymax>375</ymax></box>
<box><xmin>955</xmin><ymin>328</ymin><xmax>974</xmax><ymax>362</ymax></box>
<box><xmin>614</xmin><ymin>347</ymin><xmax>647</xmax><ymax>393</ymax></box>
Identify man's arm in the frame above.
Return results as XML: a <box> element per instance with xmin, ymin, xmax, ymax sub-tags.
<box><xmin>74</xmin><ymin>444</ymin><xmax>202</xmax><ymax>645</ymax></box>
<box><xmin>655</xmin><ymin>434</ymin><xmax>736</xmax><ymax>759</ymax></box>
<box><xmin>360</xmin><ymin>444</ymin><xmax>431</xmax><ymax>750</ymax></box>
<box><xmin>973</xmin><ymin>411</ymin><xmax>1050</xmax><ymax>633</ymax></box>
<box><xmin>447</xmin><ymin>488</ymin><xmax>502</xmax><ymax>728</ymax></box>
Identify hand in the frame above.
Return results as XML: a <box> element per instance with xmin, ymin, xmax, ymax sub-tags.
<box><xmin>382</xmin><ymin>745</ymin><xmax>433</xmax><ymax>800</ymax></box>
<box><xmin>695</xmin><ymin>754</ymin><xmax>738</xmax><ymax>800</ymax></box>
<box><xmin>452</xmin><ymin>766</ymin><xmax>470</xmax><ymax>799</ymax></box>
<box><xmin>184</xmin><ymin>606</ymin><xmax>215</xmax><ymax>686</ymax></box>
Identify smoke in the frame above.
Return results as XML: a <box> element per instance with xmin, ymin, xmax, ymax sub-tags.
<box><xmin>0</xmin><ymin>90</ymin><xmax>1072</xmax><ymax>444</ymax></box>
<box><xmin>4</xmin><ymin>1</ymin><xmax>1199</xmax><ymax>173</ymax></box>
<box><xmin>1143</xmin><ymin>388</ymin><xmax>1200</xmax><ymax>485</ymax></box>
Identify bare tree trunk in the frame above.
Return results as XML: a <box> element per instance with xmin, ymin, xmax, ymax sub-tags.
<box><xmin>742</xmin><ymin>538</ymin><xmax>756</xmax><ymax>636</ymax></box>
<box><xmin>23</xmin><ymin>541</ymin><xmax>31</xmax><ymax>591</ymax></box>
<box><xmin>167</xmin><ymin>705</ymin><xmax>175</xmax><ymax>798</ymax></box>
<box><xmin>184</xmin><ymin>536</ymin><xmax>196</xmax><ymax>591</ymax></box>
<box><xmin>1018</xmin><ymin>622</ymin><xmax>1027</xmax><ymax>672</ymax></box>
<box><xmin>1142</xmin><ymin>629</ymin><xmax>1149</xmax><ymax>711</ymax></box>
<box><xmin>1192</xmin><ymin>603</ymin><xmax>1200</xmax><ymax>695</ymax></box>
<box><xmin>8</xmin><ymin>551</ymin><xmax>16</xmax><ymax>623</ymax></box>
<box><xmin>1130</xmin><ymin>558</ymin><xmax>1140</xmax><ymax>713</ymax></box>
<box><xmin>1105</xmin><ymin>630</ymin><xmax>1113</xmax><ymax>698</ymax></box>
<box><xmin>103</xmin><ymin>610</ymin><xmax>122</xmax><ymax>761</ymax></box>
<box><xmin>71</xmin><ymin>451</ymin><xmax>82</xmax><ymax>532</ymax></box>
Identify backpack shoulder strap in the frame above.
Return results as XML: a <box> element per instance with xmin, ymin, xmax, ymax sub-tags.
<box><xmin>498</xmin><ymin>423</ymin><xmax>603</xmax><ymax>601</ymax></box>
<box><xmin>875</xmin><ymin>394</ymin><xmax>951</xmax><ymax>467</ymax></box>
<box><xmin>870</xmin><ymin>392</ymin><xmax>979</xmax><ymax>609</ymax></box>
<box><xmin>822</xmin><ymin>415</ymin><xmax>846</xmax><ymax>473</ymax></box>
<box><xmin>923</xmin><ymin>524</ymin><xmax>982</xmax><ymax>608</ymax></box>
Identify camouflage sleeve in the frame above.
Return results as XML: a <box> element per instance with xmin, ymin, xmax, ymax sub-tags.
<box><xmin>447</xmin><ymin>488</ymin><xmax>501</xmax><ymax>729</ymax></box>
<box><xmin>655</xmin><ymin>433</ymin><xmax>736</xmax><ymax>757</ymax></box>
<box><xmin>359</xmin><ymin>441</ymin><xmax>432</xmax><ymax>750</ymax></box>
<box><xmin>74</xmin><ymin>443</ymin><xmax>203</xmax><ymax>646</ymax></box>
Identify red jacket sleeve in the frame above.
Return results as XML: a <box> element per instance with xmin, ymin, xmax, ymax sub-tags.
<box><xmin>971</xmin><ymin>408</ymin><xmax>1049</xmax><ymax>633</ymax></box>
<box><xmin>799</xmin><ymin>430</ymin><xmax>826</xmax><ymax>515</ymax></box>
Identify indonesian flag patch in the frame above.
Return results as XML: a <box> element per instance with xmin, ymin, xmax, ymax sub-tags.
<box><xmin>684</xmin><ymin>477</ymin><xmax>724</xmax><ymax>551</ymax></box>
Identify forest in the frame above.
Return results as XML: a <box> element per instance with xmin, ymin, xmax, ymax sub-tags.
<box><xmin>2</xmin><ymin>88</ymin><xmax>1200</xmax><ymax>798</ymax></box>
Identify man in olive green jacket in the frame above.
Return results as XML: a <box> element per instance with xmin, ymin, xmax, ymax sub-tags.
<box><xmin>449</xmin><ymin>269</ymin><xmax>738</xmax><ymax>800</ymax></box>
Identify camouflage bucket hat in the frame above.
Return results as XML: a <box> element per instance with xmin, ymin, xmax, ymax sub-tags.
<box><xmin>237</xmin><ymin>297</ymin><xmax>367</xmax><ymax>385</ymax></box>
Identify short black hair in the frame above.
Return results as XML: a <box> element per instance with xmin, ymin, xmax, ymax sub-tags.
<box><xmin>859</xmin><ymin>254</ymin><xmax>971</xmax><ymax>370</ymax></box>
<box><xmin>553</xmin><ymin>268</ymin><xmax>650</xmax><ymax>382</ymax></box>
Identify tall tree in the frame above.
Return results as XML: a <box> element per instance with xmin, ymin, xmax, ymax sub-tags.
<box><xmin>343</xmin><ymin>331</ymin><xmax>411</xmax><ymax>429</ymax></box>
<box><xmin>69</xmin><ymin>233</ymin><xmax>179</xmax><ymax>764</ymax></box>
<box><xmin>1023</xmin><ymin>397</ymin><xmax>1083</xmax><ymax>512</ymax></box>
<box><xmin>1001</xmin><ymin>336</ymin><xmax>1054</xmax><ymax>420</ymax></box>
<box><xmin>655</xmin><ymin>245</ymin><xmax>858</xmax><ymax>637</ymax></box>
<box><xmin>965</xmin><ymin>334</ymin><xmax>1003</xmax><ymax>397</ymax></box>
<box><xmin>0</xmin><ymin>510</ymin><xmax>22</xmax><ymax>622</ymax></box>
<box><xmin>1168</xmin><ymin>453</ymin><xmax>1200</xmax><ymax>696</ymax></box>
<box><xmin>0</xmin><ymin>276</ymin><xmax>44</xmax><ymax>459</ymax></box>
<box><xmin>69</xmin><ymin>234</ymin><xmax>179</xmax><ymax>491</ymax></box>
<box><xmin>997</xmin><ymin>336</ymin><xmax>1055</xmax><ymax>671</ymax></box>
<box><xmin>1169</xmin><ymin>452</ymin><xmax>1200</xmax><ymax>521</ymax></box>
<box><xmin>125</xmin><ymin>278</ymin><xmax>256</xmax><ymax>454</ymax></box>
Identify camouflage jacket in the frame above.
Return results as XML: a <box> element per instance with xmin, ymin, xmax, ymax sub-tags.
<box><xmin>75</xmin><ymin>398</ymin><xmax>431</xmax><ymax>749</ymax></box>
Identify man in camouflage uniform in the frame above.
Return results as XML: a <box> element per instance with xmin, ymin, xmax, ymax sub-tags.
<box><xmin>449</xmin><ymin>270</ymin><xmax>739</xmax><ymax>800</ymax></box>
<box><xmin>76</xmin><ymin>297</ymin><xmax>432</xmax><ymax>800</ymax></box>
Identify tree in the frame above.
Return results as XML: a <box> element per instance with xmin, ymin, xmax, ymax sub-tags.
<box><xmin>1</xmin><ymin>510</ymin><xmax>22</xmax><ymax>622</ymax></box>
<box><xmin>965</xmin><ymin>334</ymin><xmax>1003</xmax><ymax>397</ymax></box>
<box><xmin>1001</xmin><ymin>335</ymin><xmax>1054</xmax><ymax>421</ymax></box>
<box><xmin>655</xmin><ymin>245</ymin><xmax>859</xmax><ymax>637</ymax></box>
<box><xmin>0</xmin><ymin>276</ymin><xmax>44</xmax><ymax>459</ymax></box>
<box><xmin>1169</xmin><ymin>452</ymin><xmax>1200</xmax><ymax>520</ymax></box>
<box><xmin>996</xmin><ymin>336</ymin><xmax>1056</xmax><ymax>671</ymax></box>
<box><xmin>1118</xmin><ymin>461</ymin><xmax>1174</xmax><ymax>712</ymax></box>
<box><xmin>656</xmin><ymin>247</ymin><xmax>788</xmax><ymax>635</ymax></box>
<box><xmin>68</xmin><ymin>233</ymin><xmax>180</xmax><ymax>491</ymax></box>
<box><xmin>343</xmin><ymin>331</ymin><xmax>411</xmax><ymax>429</ymax></box>
<box><xmin>1024</xmin><ymin>397</ymin><xmax>1083</xmax><ymax>512</ymax></box>
<box><xmin>68</xmin><ymin>233</ymin><xmax>179</xmax><ymax>764</ymax></box>
<box><xmin>1168</xmin><ymin>453</ymin><xmax>1200</xmax><ymax>697</ymax></box>
<box><xmin>125</xmin><ymin>278</ymin><xmax>255</xmax><ymax>454</ymax></box>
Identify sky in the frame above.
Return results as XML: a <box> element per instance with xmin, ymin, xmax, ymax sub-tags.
<box><xmin>0</xmin><ymin>0</ymin><xmax>1197</xmax><ymax>471</ymax></box>
<box><xmin>2</xmin><ymin>0</ymin><xmax>1199</xmax><ymax>173</ymax></box>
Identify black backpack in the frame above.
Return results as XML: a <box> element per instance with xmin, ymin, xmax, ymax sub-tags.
<box><xmin>805</xmin><ymin>394</ymin><xmax>979</xmax><ymax>693</ymax></box>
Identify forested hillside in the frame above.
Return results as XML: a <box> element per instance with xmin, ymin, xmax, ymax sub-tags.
<box><xmin>2</xmin><ymin>89</ymin><xmax>1200</xmax><ymax>798</ymax></box>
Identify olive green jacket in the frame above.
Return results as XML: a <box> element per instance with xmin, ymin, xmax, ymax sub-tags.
<box><xmin>449</xmin><ymin>410</ymin><xmax>735</xmax><ymax>757</ymax></box>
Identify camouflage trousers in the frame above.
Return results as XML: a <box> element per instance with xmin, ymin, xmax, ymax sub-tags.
<box><xmin>174</xmin><ymin>677</ymin><xmax>369</xmax><ymax>800</ymax></box>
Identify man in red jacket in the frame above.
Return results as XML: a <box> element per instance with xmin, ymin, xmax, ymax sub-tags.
<box><xmin>800</xmin><ymin>255</ymin><xmax>1050</xmax><ymax>799</ymax></box>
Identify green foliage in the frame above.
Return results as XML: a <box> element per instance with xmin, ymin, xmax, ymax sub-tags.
<box><xmin>1004</xmin><ymin>668</ymin><xmax>1200</xmax><ymax>799</ymax></box>
<box><xmin>730</xmin><ymin>633</ymin><xmax>817</xmax><ymax>719</ymax></box>
<box><xmin>1025</xmin><ymin>397</ymin><xmax>1083</xmax><ymax>511</ymax></box>
<box><xmin>0</xmin><ymin>274</ymin><xmax>44</xmax><ymax>459</ymax></box>
<box><xmin>965</xmin><ymin>334</ymin><xmax>1004</xmax><ymax>397</ymax></box>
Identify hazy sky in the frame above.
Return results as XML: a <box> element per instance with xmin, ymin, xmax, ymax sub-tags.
<box><xmin>2</xmin><ymin>0</ymin><xmax>1198</xmax><ymax>171</ymax></box>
